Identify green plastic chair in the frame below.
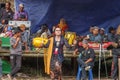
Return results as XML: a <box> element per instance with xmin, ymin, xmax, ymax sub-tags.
<box><xmin>2</xmin><ymin>60</ymin><xmax>11</xmax><ymax>74</ymax></box>
<box><xmin>1</xmin><ymin>37</ymin><xmax>11</xmax><ymax>48</ymax></box>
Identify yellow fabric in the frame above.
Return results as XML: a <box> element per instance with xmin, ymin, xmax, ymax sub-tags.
<box><xmin>44</xmin><ymin>37</ymin><xmax>54</xmax><ymax>74</ymax></box>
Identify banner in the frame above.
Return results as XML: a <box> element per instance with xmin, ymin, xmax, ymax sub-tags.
<box><xmin>15</xmin><ymin>0</ymin><xmax>120</xmax><ymax>35</ymax></box>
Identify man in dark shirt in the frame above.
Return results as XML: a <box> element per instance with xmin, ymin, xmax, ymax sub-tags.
<box><xmin>111</xmin><ymin>33</ymin><xmax>120</xmax><ymax>79</ymax></box>
<box><xmin>107</xmin><ymin>27</ymin><xmax>116</xmax><ymax>42</ymax></box>
<box><xmin>0</xmin><ymin>2</ymin><xmax>14</xmax><ymax>24</ymax></box>
<box><xmin>74</xmin><ymin>40</ymin><xmax>95</xmax><ymax>80</ymax></box>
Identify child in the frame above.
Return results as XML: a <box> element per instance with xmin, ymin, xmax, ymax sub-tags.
<box><xmin>19</xmin><ymin>24</ymin><xmax>29</xmax><ymax>51</ymax></box>
<box><xmin>5</xmin><ymin>26</ymin><xmax>13</xmax><ymax>37</ymax></box>
<box><xmin>7</xmin><ymin>28</ymin><xmax>22</xmax><ymax>80</ymax></box>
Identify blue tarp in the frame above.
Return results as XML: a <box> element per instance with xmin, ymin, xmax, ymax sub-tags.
<box><xmin>15</xmin><ymin>0</ymin><xmax>120</xmax><ymax>35</ymax></box>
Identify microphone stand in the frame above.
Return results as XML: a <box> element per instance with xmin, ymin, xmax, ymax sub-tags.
<box><xmin>98</xmin><ymin>40</ymin><xmax>108</xmax><ymax>80</ymax></box>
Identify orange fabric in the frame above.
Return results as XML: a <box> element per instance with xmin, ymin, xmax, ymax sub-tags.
<box><xmin>58</xmin><ymin>23</ymin><xmax>68</xmax><ymax>31</ymax></box>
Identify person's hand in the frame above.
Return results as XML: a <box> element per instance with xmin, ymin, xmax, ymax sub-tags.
<box><xmin>73</xmin><ymin>52</ymin><xmax>76</xmax><ymax>56</ymax></box>
<box><xmin>25</xmin><ymin>49</ymin><xmax>29</xmax><ymax>52</ymax></box>
<box><xmin>111</xmin><ymin>42</ymin><xmax>118</xmax><ymax>48</ymax></box>
<box><xmin>73</xmin><ymin>51</ymin><xmax>78</xmax><ymax>57</ymax></box>
<box><xmin>38</xmin><ymin>43</ymin><xmax>44</xmax><ymax>48</ymax></box>
<box><xmin>73</xmin><ymin>39</ymin><xmax>77</xmax><ymax>45</ymax></box>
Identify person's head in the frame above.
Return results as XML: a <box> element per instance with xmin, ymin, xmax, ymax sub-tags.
<box><xmin>1</xmin><ymin>20</ymin><xmax>5</xmax><ymax>24</ymax></box>
<box><xmin>40</xmin><ymin>24</ymin><xmax>48</xmax><ymax>31</ymax></box>
<box><xmin>108</xmin><ymin>27</ymin><xmax>115</xmax><ymax>34</ymax></box>
<box><xmin>100</xmin><ymin>28</ymin><xmax>105</xmax><ymax>35</ymax></box>
<box><xmin>54</xmin><ymin>27</ymin><xmax>62</xmax><ymax>36</ymax></box>
<box><xmin>5</xmin><ymin>2</ymin><xmax>11</xmax><ymax>10</ymax></box>
<box><xmin>19</xmin><ymin>3</ymin><xmax>24</xmax><ymax>12</ymax></box>
<box><xmin>82</xmin><ymin>39</ymin><xmax>89</xmax><ymax>49</ymax></box>
<box><xmin>116</xmin><ymin>25</ymin><xmax>120</xmax><ymax>35</ymax></box>
<box><xmin>60</xmin><ymin>18</ymin><xmax>66</xmax><ymax>24</ymax></box>
<box><xmin>92</xmin><ymin>26</ymin><xmax>99</xmax><ymax>35</ymax></box>
<box><xmin>14</xmin><ymin>28</ymin><xmax>21</xmax><ymax>37</ymax></box>
<box><xmin>89</xmin><ymin>26</ymin><xmax>94</xmax><ymax>33</ymax></box>
<box><xmin>19</xmin><ymin>24</ymin><xmax>26</xmax><ymax>31</ymax></box>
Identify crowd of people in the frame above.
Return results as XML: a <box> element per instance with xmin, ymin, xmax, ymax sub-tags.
<box><xmin>0</xmin><ymin>1</ymin><xmax>120</xmax><ymax>80</ymax></box>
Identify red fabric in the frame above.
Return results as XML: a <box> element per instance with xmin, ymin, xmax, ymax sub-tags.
<box><xmin>78</xmin><ymin>42</ymin><xmax>112</xmax><ymax>49</ymax></box>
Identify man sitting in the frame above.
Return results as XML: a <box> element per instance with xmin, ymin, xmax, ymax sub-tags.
<box><xmin>14</xmin><ymin>3</ymin><xmax>28</xmax><ymax>21</ymax></box>
<box><xmin>0</xmin><ymin>2</ymin><xmax>14</xmax><ymax>24</ymax></box>
<box><xmin>99</xmin><ymin>28</ymin><xmax>108</xmax><ymax>42</ymax></box>
<box><xmin>86</xmin><ymin>26</ymin><xmax>102</xmax><ymax>42</ymax></box>
<box><xmin>74</xmin><ymin>39</ymin><xmax>95</xmax><ymax>80</ymax></box>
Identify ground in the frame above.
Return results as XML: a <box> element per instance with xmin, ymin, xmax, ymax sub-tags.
<box><xmin>1</xmin><ymin>56</ymin><xmax>114</xmax><ymax>80</ymax></box>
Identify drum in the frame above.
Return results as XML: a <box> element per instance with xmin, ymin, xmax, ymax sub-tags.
<box><xmin>79</xmin><ymin>41</ymin><xmax>112</xmax><ymax>49</ymax></box>
<box><xmin>64</xmin><ymin>32</ymin><xmax>76</xmax><ymax>45</ymax></box>
<box><xmin>32</xmin><ymin>37</ymin><xmax>48</xmax><ymax>48</ymax></box>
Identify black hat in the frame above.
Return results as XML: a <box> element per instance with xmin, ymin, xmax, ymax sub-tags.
<box><xmin>13</xmin><ymin>28</ymin><xmax>22</xmax><ymax>34</ymax></box>
<box><xmin>82</xmin><ymin>39</ymin><xmax>88</xmax><ymax>44</ymax></box>
<box><xmin>108</xmin><ymin>27</ymin><xmax>115</xmax><ymax>33</ymax></box>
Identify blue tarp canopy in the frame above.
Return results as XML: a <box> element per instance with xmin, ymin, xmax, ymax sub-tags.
<box><xmin>15</xmin><ymin>0</ymin><xmax>120</xmax><ymax>35</ymax></box>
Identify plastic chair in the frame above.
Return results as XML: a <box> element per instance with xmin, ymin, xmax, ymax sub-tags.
<box><xmin>76</xmin><ymin>65</ymin><xmax>93</xmax><ymax>80</ymax></box>
<box><xmin>1</xmin><ymin>37</ymin><xmax>11</xmax><ymax>48</ymax></box>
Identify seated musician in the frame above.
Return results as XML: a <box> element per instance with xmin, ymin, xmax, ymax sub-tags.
<box><xmin>110</xmin><ymin>25</ymin><xmax>120</xmax><ymax>79</ymax></box>
<box><xmin>36</xmin><ymin>24</ymin><xmax>51</xmax><ymax>38</ymax></box>
<box><xmin>0</xmin><ymin>2</ymin><xmax>14</xmax><ymax>24</ymax></box>
<box><xmin>99</xmin><ymin>28</ymin><xmax>108</xmax><ymax>42</ymax></box>
<box><xmin>86</xmin><ymin>26</ymin><xmax>102</xmax><ymax>42</ymax></box>
<box><xmin>107</xmin><ymin>27</ymin><xmax>116</xmax><ymax>42</ymax></box>
<box><xmin>86</xmin><ymin>26</ymin><xmax>94</xmax><ymax>38</ymax></box>
<box><xmin>14</xmin><ymin>3</ymin><xmax>28</xmax><ymax>21</ymax></box>
<box><xmin>74</xmin><ymin>39</ymin><xmax>95</xmax><ymax>80</ymax></box>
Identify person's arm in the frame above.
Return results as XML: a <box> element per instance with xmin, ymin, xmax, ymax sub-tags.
<box><xmin>24</xmin><ymin>42</ymin><xmax>28</xmax><ymax>50</ymax></box>
<box><xmin>14</xmin><ymin>11</ymin><xmax>18</xmax><ymax>20</ymax></box>
<box><xmin>85</xmin><ymin>58</ymin><xmax>93</xmax><ymax>64</ymax></box>
<box><xmin>116</xmin><ymin>35</ymin><xmax>120</xmax><ymax>48</ymax></box>
<box><xmin>85</xmin><ymin>49</ymin><xmax>95</xmax><ymax>64</ymax></box>
<box><xmin>11</xmin><ymin>37</ymin><xmax>20</xmax><ymax>49</ymax></box>
<box><xmin>10</xmin><ymin>10</ymin><xmax>14</xmax><ymax>20</ymax></box>
<box><xmin>95</xmin><ymin>35</ymin><xmax>102</xmax><ymax>43</ymax></box>
<box><xmin>22</xmin><ymin>32</ymin><xmax>29</xmax><ymax>50</ymax></box>
<box><xmin>21</xmin><ymin>11</ymin><xmax>28</xmax><ymax>21</ymax></box>
<box><xmin>64</xmin><ymin>38</ymin><xmax>70</xmax><ymax>48</ymax></box>
<box><xmin>43</xmin><ymin>40</ymin><xmax>50</xmax><ymax>48</ymax></box>
<box><xmin>107</xmin><ymin>33</ymin><xmax>114</xmax><ymax>42</ymax></box>
<box><xmin>73</xmin><ymin>48</ymin><xmax>78</xmax><ymax>55</ymax></box>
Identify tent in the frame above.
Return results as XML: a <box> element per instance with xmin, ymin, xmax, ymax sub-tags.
<box><xmin>15</xmin><ymin>0</ymin><xmax>120</xmax><ymax>35</ymax></box>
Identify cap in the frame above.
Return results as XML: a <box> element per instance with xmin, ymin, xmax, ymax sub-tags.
<box><xmin>19</xmin><ymin>3</ymin><xmax>24</xmax><ymax>7</ymax></box>
<box><xmin>94</xmin><ymin>26</ymin><xmax>99</xmax><ymax>30</ymax></box>
<box><xmin>13</xmin><ymin>28</ymin><xmax>22</xmax><ymax>34</ymax></box>
<box><xmin>100</xmin><ymin>28</ymin><xmax>105</xmax><ymax>31</ymax></box>
<box><xmin>82</xmin><ymin>39</ymin><xmax>88</xmax><ymax>44</ymax></box>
